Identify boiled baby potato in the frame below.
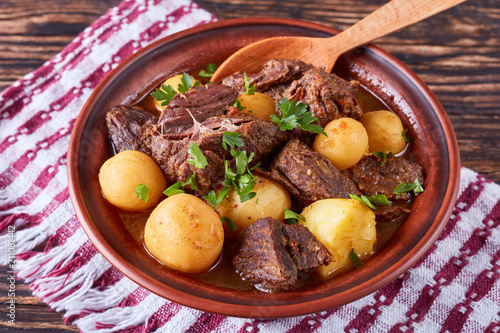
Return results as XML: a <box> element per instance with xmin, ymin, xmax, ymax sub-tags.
<box><xmin>144</xmin><ymin>193</ymin><xmax>224</xmax><ymax>274</ymax></box>
<box><xmin>312</xmin><ymin>117</ymin><xmax>369</xmax><ymax>170</ymax></box>
<box><xmin>153</xmin><ymin>74</ymin><xmax>200</xmax><ymax>111</ymax></box>
<box><xmin>215</xmin><ymin>176</ymin><xmax>292</xmax><ymax>230</ymax></box>
<box><xmin>301</xmin><ymin>198</ymin><xmax>376</xmax><ymax>278</ymax></box>
<box><xmin>359</xmin><ymin>110</ymin><xmax>407</xmax><ymax>154</ymax></box>
<box><xmin>237</xmin><ymin>92</ymin><xmax>277</xmax><ymax>120</ymax></box>
<box><xmin>98</xmin><ymin>150</ymin><xmax>166</xmax><ymax>211</ymax></box>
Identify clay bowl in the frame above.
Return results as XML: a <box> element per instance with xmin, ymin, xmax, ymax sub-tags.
<box><xmin>67</xmin><ymin>18</ymin><xmax>460</xmax><ymax>318</ymax></box>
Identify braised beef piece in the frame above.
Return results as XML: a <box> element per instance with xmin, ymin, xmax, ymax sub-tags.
<box><xmin>343</xmin><ymin>156</ymin><xmax>424</xmax><ymax>202</ymax></box>
<box><xmin>222</xmin><ymin>59</ymin><xmax>312</xmax><ymax>95</ymax></box>
<box><xmin>375</xmin><ymin>205</ymin><xmax>411</xmax><ymax>222</ymax></box>
<box><xmin>262</xmin><ymin>138</ymin><xmax>360</xmax><ymax>204</ymax></box>
<box><xmin>158</xmin><ymin>84</ymin><xmax>237</xmax><ymax>134</ymax></box>
<box><xmin>233</xmin><ymin>217</ymin><xmax>331</xmax><ymax>293</ymax></box>
<box><xmin>148</xmin><ymin>113</ymin><xmax>288</xmax><ymax>194</ymax></box>
<box><xmin>280</xmin><ymin>67</ymin><xmax>363</xmax><ymax>125</ymax></box>
<box><xmin>106</xmin><ymin>105</ymin><xmax>157</xmax><ymax>155</ymax></box>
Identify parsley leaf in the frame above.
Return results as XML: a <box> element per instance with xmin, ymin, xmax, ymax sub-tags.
<box><xmin>349</xmin><ymin>249</ymin><xmax>363</xmax><ymax>268</ymax></box>
<box><xmin>350</xmin><ymin>193</ymin><xmax>392</xmax><ymax>209</ymax></box>
<box><xmin>284</xmin><ymin>209</ymin><xmax>305</xmax><ymax>224</ymax></box>
<box><xmin>135</xmin><ymin>184</ymin><xmax>149</xmax><ymax>202</ymax></box>
<box><xmin>163</xmin><ymin>173</ymin><xmax>198</xmax><ymax>196</ymax></box>
<box><xmin>244</xmin><ymin>74</ymin><xmax>256</xmax><ymax>95</ymax></box>
<box><xmin>372</xmin><ymin>151</ymin><xmax>393</xmax><ymax>166</ymax></box>
<box><xmin>222</xmin><ymin>132</ymin><xmax>244</xmax><ymax>150</ymax></box>
<box><xmin>232</xmin><ymin>99</ymin><xmax>244</xmax><ymax>111</ymax></box>
<box><xmin>178</xmin><ymin>73</ymin><xmax>201</xmax><ymax>94</ymax></box>
<box><xmin>187</xmin><ymin>143</ymin><xmax>208</xmax><ymax>169</ymax></box>
<box><xmin>394</xmin><ymin>178</ymin><xmax>424</xmax><ymax>195</ymax></box>
<box><xmin>349</xmin><ymin>193</ymin><xmax>377</xmax><ymax>209</ymax></box>
<box><xmin>402</xmin><ymin>129</ymin><xmax>412</xmax><ymax>142</ymax></box>
<box><xmin>151</xmin><ymin>84</ymin><xmax>177</xmax><ymax>106</ymax></box>
<box><xmin>271</xmin><ymin>98</ymin><xmax>326</xmax><ymax>135</ymax></box>
<box><xmin>366</xmin><ymin>194</ymin><xmax>391</xmax><ymax>206</ymax></box>
<box><xmin>204</xmin><ymin>187</ymin><xmax>232</xmax><ymax>208</ymax></box>
<box><xmin>220</xmin><ymin>216</ymin><xmax>238</xmax><ymax>232</ymax></box>
<box><xmin>414</xmin><ymin>178</ymin><xmax>424</xmax><ymax>194</ymax></box>
<box><xmin>198</xmin><ymin>63</ymin><xmax>218</xmax><ymax>78</ymax></box>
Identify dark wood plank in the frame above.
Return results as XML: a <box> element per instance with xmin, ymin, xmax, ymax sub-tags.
<box><xmin>0</xmin><ymin>0</ymin><xmax>498</xmax><ymax>331</ymax></box>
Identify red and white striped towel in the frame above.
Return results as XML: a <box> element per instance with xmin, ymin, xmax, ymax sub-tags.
<box><xmin>1</xmin><ymin>0</ymin><xmax>499</xmax><ymax>332</ymax></box>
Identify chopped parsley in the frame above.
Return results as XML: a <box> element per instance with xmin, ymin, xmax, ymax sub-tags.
<box><xmin>187</xmin><ymin>143</ymin><xmax>208</xmax><ymax>169</ymax></box>
<box><xmin>232</xmin><ymin>99</ymin><xmax>244</xmax><ymax>111</ymax></box>
<box><xmin>204</xmin><ymin>187</ymin><xmax>231</xmax><ymax>209</ymax></box>
<box><xmin>163</xmin><ymin>173</ymin><xmax>198</xmax><ymax>197</ymax></box>
<box><xmin>372</xmin><ymin>151</ymin><xmax>393</xmax><ymax>166</ymax></box>
<box><xmin>402</xmin><ymin>129</ymin><xmax>412</xmax><ymax>142</ymax></box>
<box><xmin>151</xmin><ymin>73</ymin><xmax>200</xmax><ymax>107</ymax></box>
<box><xmin>222</xmin><ymin>131</ymin><xmax>244</xmax><ymax>150</ymax></box>
<box><xmin>271</xmin><ymin>98</ymin><xmax>326</xmax><ymax>136</ymax></box>
<box><xmin>284</xmin><ymin>209</ymin><xmax>305</xmax><ymax>225</ymax></box>
<box><xmin>220</xmin><ymin>216</ymin><xmax>238</xmax><ymax>232</ymax></box>
<box><xmin>198</xmin><ymin>63</ymin><xmax>218</xmax><ymax>78</ymax></box>
<box><xmin>394</xmin><ymin>178</ymin><xmax>424</xmax><ymax>195</ymax></box>
<box><xmin>350</xmin><ymin>193</ymin><xmax>391</xmax><ymax>210</ymax></box>
<box><xmin>244</xmin><ymin>74</ymin><xmax>256</xmax><ymax>95</ymax></box>
<box><xmin>151</xmin><ymin>84</ymin><xmax>177</xmax><ymax>107</ymax></box>
<box><xmin>134</xmin><ymin>184</ymin><xmax>149</xmax><ymax>202</ymax></box>
<box><xmin>349</xmin><ymin>249</ymin><xmax>363</xmax><ymax>268</ymax></box>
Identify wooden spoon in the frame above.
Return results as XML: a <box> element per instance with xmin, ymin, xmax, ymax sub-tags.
<box><xmin>211</xmin><ymin>0</ymin><xmax>466</xmax><ymax>82</ymax></box>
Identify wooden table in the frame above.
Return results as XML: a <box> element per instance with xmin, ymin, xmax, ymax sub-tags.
<box><xmin>0</xmin><ymin>0</ymin><xmax>498</xmax><ymax>331</ymax></box>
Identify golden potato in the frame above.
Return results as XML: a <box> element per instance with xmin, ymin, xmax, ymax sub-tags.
<box><xmin>237</xmin><ymin>92</ymin><xmax>277</xmax><ymax>120</ymax></box>
<box><xmin>153</xmin><ymin>74</ymin><xmax>200</xmax><ymax>111</ymax></box>
<box><xmin>359</xmin><ymin>110</ymin><xmax>407</xmax><ymax>154</ymax></box>
<box><xmin>215</xmin><ymin>176</ymin><xmax>292</xmax><ymax>230</ymax></box>
<box><xmin>300</xmin><ymin>198</ymin><xmax>376</xmax><ymax>278</ymax></box>
<box><xmin>144</xmin><ymin>193</ymin><xmax>224</xmax><ymax>274</ymax></box>
<box><xmin>312</xmin><ymin>117</ymin><xmax>369</xmax><ymax>170</ymax></box>
<box><xmin>98</xmin><ymin>150</ymin><xmax>166</xmax><ymax>211</ymax></box>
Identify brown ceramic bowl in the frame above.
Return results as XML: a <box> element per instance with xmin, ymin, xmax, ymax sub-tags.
<box><xmin>68</xmin><ymin>18</ymin><xmax>460</xmax><ymax>318</ymax></box>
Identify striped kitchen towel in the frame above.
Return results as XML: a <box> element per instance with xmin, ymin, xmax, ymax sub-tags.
<box><xmin>1</xmin><ymin>0</ymin><xmax>499</xmax><ymax>332</ymax></box>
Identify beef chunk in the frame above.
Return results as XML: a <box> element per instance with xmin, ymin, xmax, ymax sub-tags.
<box><xmin>158</xmin><ymin>84</ymin><xmax>237</xmax><ymax>134</ymax></box>
<box><xmin>105</xmin><ymin>105</ymin><xmax>157</xmax><ymax>154</ymax></box>
<box><xmin>148</xmin><ymin>114</ymin><xmax>288</xmax><ymax>194</ymax></box>
<box><xmin>222</xmin><ymin>59</ymin><xmax>312</xmax><ymax>95</ymax></box>
<box><xmin>280</xmin><ymin>67</ymin><xmax>363</xmax><ymax>128</ymax></box>
<box><xmin>375</xmin><ymin>205</ymin><xmax>411</xmax><ymax>222</ymax></box>
<box><xmin>233</xmin><ymin>217</ymin><xmax>331</xmax><ymax>293</ymax></box>
<box><xmin>265</xmin><ymin>138</ymin><xmax>361</xmax><ymax>203</ymax></box>
<box><xmin>343</xmin><ymin>156</ymin><xmax>424</xmax><ymax>201</ymax></box>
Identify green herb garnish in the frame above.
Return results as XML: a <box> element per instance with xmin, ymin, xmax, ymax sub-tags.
<box><xmin>349</xmin><ymin>249</ymin><xmax>363</xmax><ymax>268</ymax></box>
<box><xmin>178</xmin><ymin>73</ymin><xmax>201</xmax><ymax>94</ymax></box>
<box><xmin>350</xmin><ymin>193</ymin><xmax>377</xmax><ymax>209</ymax></box>
<box><xmin>204</xmin><ymin>187</ymin><xmax>232</xmax><ymax>209</ymax></box>
<box><xmin>163</xmin><ymin>173</ymin><xmax>198</xmax><ymax>196</ymax></box>
<box><xmin>402</xmin><ymin>129</ymin><xmax>412</xmax><ymax>143</ymax></box>
<box><xmin>134</xmin><ymin>184</ymin><xmax>149</xmax><ymax>202</ymax></box>
<box><xmin>271</xmin><ymin>98</ymin><xmax>326</xmax><ymax>135</ymax></box>
<box><xmin>222</xmin><ymin>131</ymin><xmax>244</xmax><ymax>150</ymax></box>
<box><xmin>366</xmin><ymin>194</ymin><xmax>391</xmax><ymax>206</ymax></box>
<box><xmin>284</xmin><ymin>209</ymin><xmax>305</xmax><ymax>225</ymax></box>
<box><xmin>198</xmin><ymin>63</ymin><xmax>218</xmax><ymax>78</ymax></box>
<box><xmin>220</xmin><ymin>216</ymin><xmax>238</xmax><ymax>232</ymax></box>
<box><xmin>394</xmin><ymin>178</ymin><xmax>424</xmax><ymax>195</ymax></box>
<box><xmin>187</xmin><ymin>143</ymin><xmax>208</xmax><ymax>169</ymax></box>
<box><xmin>151</xmin><ymin>84</ymin><xmax>177</xmax><ymax>107</ymax></box>
<box><xmin>232</xmin><ymin>99</ymin><xmax>244</xmax><ymax>111</ymax></box>
<box><xmin>372</xmin><ymin>151</ymin><xmax>393</xmax><ymax>166</ymax></box>
<box><xmin>244</xmin><ymin>74</ymin><xmax>256</xmax><ymax>95</ymax></box>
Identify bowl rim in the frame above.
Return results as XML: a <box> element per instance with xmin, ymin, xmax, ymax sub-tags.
<box><xmin>67</xmin><ymin>17</ymin><xmax>461</xmax><ymax>318</ymax></box>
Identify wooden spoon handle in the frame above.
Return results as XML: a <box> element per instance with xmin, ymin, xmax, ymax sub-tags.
<box><xmin>322</xmin><ymin>0</ymin><xmax>467</xmax><ymax>59</ymax></box>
